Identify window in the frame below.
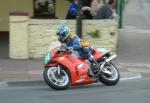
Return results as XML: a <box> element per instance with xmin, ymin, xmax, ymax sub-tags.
<box><xmin>33</xmin><ymin>0</ymin><xmax>56</xmax><ymax>18</ymax></box>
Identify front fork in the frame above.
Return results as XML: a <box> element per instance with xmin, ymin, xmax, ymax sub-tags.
<box><xmin>56</xmin><ymin>65</ymin><xmax>61</xmax><ymax>76</ymax></box>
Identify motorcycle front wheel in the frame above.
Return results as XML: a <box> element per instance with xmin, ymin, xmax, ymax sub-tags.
<box><xmin>99</xmin><ymin>62</ymin><xmax>120</xmax><ymax>86</ymax></box>
<box><xmin>43</xmin><ymin>66</ymin><xmax>71</xmax><ymax>90</ymax></box>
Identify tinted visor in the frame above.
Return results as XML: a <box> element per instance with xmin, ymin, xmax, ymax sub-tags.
<box><xmin>57</xmin><ymin>32</ymin><xmax>65</xmax><ymax>36</ymax></box>
<box><xmin>58</xmin><ymin>35</ymin><xmax>66</xmax><ymax>43</ymax></box>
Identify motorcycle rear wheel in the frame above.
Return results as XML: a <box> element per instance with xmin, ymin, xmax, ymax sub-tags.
<box><xmin>99</xmin><ymin>62</ymin><xmax>120</xmax><ymax>85</ymax></box>
<box><xmin>43</xmin><ymin>66</ymin><xmax>70</xmax><ymax>90</ymax></box>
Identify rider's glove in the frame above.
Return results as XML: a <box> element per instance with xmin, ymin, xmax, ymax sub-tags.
<box><xmin>68</xmin><ymin>47</ymin><xmax>73</xmax><ymax>51</ymax></box>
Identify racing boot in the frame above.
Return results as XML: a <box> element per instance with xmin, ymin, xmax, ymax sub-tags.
<box><xmin>88</xmin><ymin>56</ymin><xmax>99</xmax><ymax>76</ymax></box>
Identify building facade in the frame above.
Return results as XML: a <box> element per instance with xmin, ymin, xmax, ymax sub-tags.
<box><xmin>0</xmin><ymin>0</ymin><xmax>70</xmax><ymax>32</ymax></box>
<box><xmin>0</xmin><ymin>0</ymin><xmax>119</xmax><ymax>59</ymax></box>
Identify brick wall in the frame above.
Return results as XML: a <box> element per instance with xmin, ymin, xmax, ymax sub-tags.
<box><xmin>10</xmin><ymin>16</ymin><xmax>118</xmax><ymax>59</ymax></box>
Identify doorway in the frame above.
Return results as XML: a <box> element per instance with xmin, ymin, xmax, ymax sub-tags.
<box><xmin>0</xmin><ymin>32</ymin><xmax>9</xmax><ymax>58</ymax></box>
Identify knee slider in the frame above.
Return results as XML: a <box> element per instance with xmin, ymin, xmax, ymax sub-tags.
<box><xmin>82</xmin><ymin>47</ymin><xmax>89</xmax><ymax>53</ymax></box>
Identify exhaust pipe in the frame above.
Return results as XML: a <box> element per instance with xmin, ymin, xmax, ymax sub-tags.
<box><xmin>105</xmin><ymin>55</ymin><xmax>117</xmax><ymax>62</ymax></box>
<box><xmin>99</xmin><ymin>54</ymin><xmax>117</xmax><ymax>72</ymax></box>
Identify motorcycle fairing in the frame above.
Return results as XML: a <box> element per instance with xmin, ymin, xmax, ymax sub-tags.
<box><xmin>52</xmin><ymin>55</ymin><xmax>92</xmax><ymax>85</ymax></box>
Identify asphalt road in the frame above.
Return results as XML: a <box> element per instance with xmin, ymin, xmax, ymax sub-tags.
<box><xmin>117</xmin><ymin>0</ymin><xmax>150</xmax><ymax>64</ymax></box>
<box><xmin>0</xmin><ymin>76</ymin><xmax>150</xmax><ymax>103</ymax></box>
<box><xmin>140</xmin><ymin>0</ymin><xmax>150</xmax><ymax>23</ymax></box>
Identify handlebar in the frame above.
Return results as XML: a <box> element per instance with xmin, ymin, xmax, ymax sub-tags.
<box><xmin>57</xmin><ymin>47</ymin><xmax>71</xmax><ymax>54</ymax></box>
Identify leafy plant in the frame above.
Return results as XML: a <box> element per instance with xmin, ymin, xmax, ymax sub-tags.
<box><xmin>87</xmin><ymin>30</ymin><xmax>101</xmax><ymax>38</ymax></box>
<box><xmin>110</xmin><ymin>32</ymin><xmax>115</xmax><ymax>36</ymax></box>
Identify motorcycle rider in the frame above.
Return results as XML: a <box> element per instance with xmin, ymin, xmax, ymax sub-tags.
<box><xmin>56</xmin><ymin>26</ymin><xmax>98</xmax><ymax>75</ymax></box>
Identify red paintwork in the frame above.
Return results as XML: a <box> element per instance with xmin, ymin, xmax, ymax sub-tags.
<box><xmin>45</xmin><ymin>47</ymin><xmax>108</xmax><ymax>86</ymax></box>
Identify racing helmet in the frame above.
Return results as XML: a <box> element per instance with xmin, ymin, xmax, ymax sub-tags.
<box><xmin>56</xmin><ymin>26</ymin><xmax>70</xmax><ymax>43</ymax></box>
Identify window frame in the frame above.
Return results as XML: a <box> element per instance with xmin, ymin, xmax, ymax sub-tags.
<box><xmin>33</xmin><ymin>0</ymin><xmax>57</xmax><ymax>19</ymax></box>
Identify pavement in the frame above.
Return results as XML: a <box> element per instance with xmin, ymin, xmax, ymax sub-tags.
<box><xmin>0</xmin><ymin>0</ymin><xmax>150</xmax><ymax>86</ymax></box>
<box><xmin>0</xmin><ymin>59</ymin><xmax>43</xmax><ymax>82</ymax></box>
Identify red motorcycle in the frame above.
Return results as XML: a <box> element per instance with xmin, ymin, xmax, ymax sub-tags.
<box><xmin>43</xmin><ymin>42</ymin><xmax>120</xmax><ymax>90</ymax></box>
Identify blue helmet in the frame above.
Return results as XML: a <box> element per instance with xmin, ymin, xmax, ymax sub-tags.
<box><xmin>56</xmin><ymin>26</ymin><xmax>70</xmax><ymax>43</ymax></box>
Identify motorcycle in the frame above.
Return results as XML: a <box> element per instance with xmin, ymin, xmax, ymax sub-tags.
<box><xmin>43</xmin><ymin>42</ymin><xmax>120</xmax><ymax>90</ymax></box>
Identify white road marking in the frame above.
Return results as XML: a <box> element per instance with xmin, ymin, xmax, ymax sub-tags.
<box><xmin>120</xmin><ymin>74</ymin><xmax>142</xmax><ymax>81</ymax></box>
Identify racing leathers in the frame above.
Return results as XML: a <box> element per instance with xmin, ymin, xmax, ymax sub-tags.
<box><xmin>63</xmin><ymin>34</ymin><xmax>97</xmax><ymax>66</ymax></box>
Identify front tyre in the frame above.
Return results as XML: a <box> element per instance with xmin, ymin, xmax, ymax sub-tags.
<box><xmin>99</xmin><ymin>62</ymin><xmax>120</xmax><ymax>86</ymax></box>
<box><xmin>43</xmin><ymin>66</ymin><xmax>70</xmax><ymax>90</ymax></box>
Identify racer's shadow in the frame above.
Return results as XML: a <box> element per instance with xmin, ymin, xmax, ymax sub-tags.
<box><xmin>70</xmin><ymin>83</ymin><xmax>105</xmax><ymax>90</ymax></box>
<box><xmin>42</xmin><ymin>83</ymin><xmax>111</xmax><ymax>92</ymax></box>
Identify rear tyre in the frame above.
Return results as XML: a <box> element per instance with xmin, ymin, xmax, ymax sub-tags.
<box><xmin>43</xmin><ymin>66</ymin><xmax>70</xmax><ymax>90</ymax></box>
<box><xmin>99</xmin><ymin>62</ymin><xmax>120</xmax><ymax>86</ymax></box>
